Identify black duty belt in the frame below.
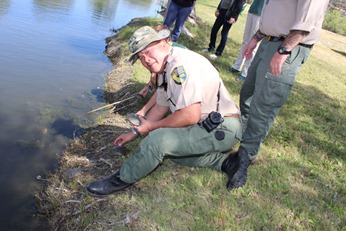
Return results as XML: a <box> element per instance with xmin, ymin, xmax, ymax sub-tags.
<box><xmin>224</xmin><ymin>114</ymin><xmax>240</xmax><ymax>119</ymax></box>
<box><xmin>266</xmin><ymin>36</ymin><xmax>314</xmax><ymax>49</ymax></box>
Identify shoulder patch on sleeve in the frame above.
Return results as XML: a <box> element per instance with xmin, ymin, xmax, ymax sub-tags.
<box><xmin>171</xmin><ymin>66</ymin><xmax>187</xmax><ymax>85</ymax></box>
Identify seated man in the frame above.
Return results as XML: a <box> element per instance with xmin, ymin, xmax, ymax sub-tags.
<box><xmin>86</xmin><ymin>26</ymin><xmax>246</xmax><ymax>196</ymax></box>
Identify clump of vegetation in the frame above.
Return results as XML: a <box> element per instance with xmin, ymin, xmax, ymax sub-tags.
<box><xmin>323</xmin><ymin>10</ymin><xmax>346</xmax><ymax>36</ymax></box>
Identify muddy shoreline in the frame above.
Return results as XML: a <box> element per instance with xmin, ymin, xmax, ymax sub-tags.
<box><xmin>35</xmin><ymin>19</ymin><xmax>152</xmax><ymax>229</ymax></box>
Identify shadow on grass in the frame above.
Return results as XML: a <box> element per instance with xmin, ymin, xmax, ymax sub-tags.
<box><xmin>243</xmin><ymin>154</ymin><xmax>345</xmax><ymax>229</ymax></box>
<box><xmin>267</xmin><ymin>81</ymin><xmax>346</xmax><ymax>161</ymax></box>
<box><xmin>331</xmin><ymin>48</ymin><xmax>346</xmax><ymax>57</ymax></box>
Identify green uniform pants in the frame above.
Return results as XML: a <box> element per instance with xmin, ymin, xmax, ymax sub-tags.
<box><xmin>240</xmin><ymin>38</ymin><xmax>311</xmax><ymax>157</ymax></box>
<box><xmin>120</xmin><ymin>117</ymin><xmax>242</xmax><ymax>183</ymax></box>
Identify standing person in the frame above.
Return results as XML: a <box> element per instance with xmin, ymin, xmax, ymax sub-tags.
<box><xmin>163</xmin><ymin>0</ymin><xmax>196</xmax><ymax>42</ymax></box>
<box><xmin>202</xmin><ymin>0</ymin><xmax>245</xmax><ymax>58</ymax></box>
<box><xmin>226</xmin><ymin>0</ymin><xmax>330</xmax><ymax>191</ymax></box>
<box><xmin>86</xmin><ymin>26</ymin><xmax>244</xmax><ymax>196</ymax></box>
<box><xmin>229</xmin><ymin>0</ymin><xmax>264</xmax><ymax>82</ymax></box>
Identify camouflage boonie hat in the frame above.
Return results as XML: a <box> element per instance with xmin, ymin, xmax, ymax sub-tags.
<box><xmin>128</xmin><ymin>26</ymin><xmax>170</xmax><ymax>65</ymax></box>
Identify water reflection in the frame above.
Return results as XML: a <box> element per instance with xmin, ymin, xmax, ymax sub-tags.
<box><xmin>0</xmin><ymin>0</ymin><xmax>159</xmax><ymax>230</ymax></box>
<box><xmin>90</xmin><ymin>0</ymin><xmax>119</xmax><ymax>23</ymax></box>
<box><xmin>0</xmin><ymin>0</ymin><xmax>10</xmax><ymax>16</ymax></box>
<box><xmin>33</xmin><ymin>0</ymin><xmax>73</xmax><ymax>16</ymax></box>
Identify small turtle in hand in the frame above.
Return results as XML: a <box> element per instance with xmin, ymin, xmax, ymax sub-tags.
<box><xmin>126</xmin><ymin>113</ymin><xmax>142</xmax><ymax>126</ymax></box>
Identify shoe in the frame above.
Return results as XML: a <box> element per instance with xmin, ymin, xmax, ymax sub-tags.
<box><xmin>228</xmin><ymin>67</ymin><xmax>240</xmax><ymax>73</ymax></box>
<box><xmin>86</xmin><ymin>171</ymin><xmax>133</xmax><ymax>197</ymax></box>
<box><xmin>202</xmin><ymin>48</ymin><xmax>213</xmax><ymax>52</ymax></box>
<box><xmin>226</xmin><ymin>147</ymin><xmax>250</xmax><ymax>191</ymax></box>
<box><xmin>221</xmin><ymin>151</ymin><xmax>239</xmax><ymax>182</ymax></box>
<box><xmin>209</xmin><ymin>54</ymin><xmax>219</xmax><ymax>59</ymax></box>
<box><xmin>236</xmin><ymin>75</ymin><xmax>246</xmax><ymax>82</ymax></box>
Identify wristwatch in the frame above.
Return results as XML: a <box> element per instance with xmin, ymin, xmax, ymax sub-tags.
<box><xmin>130</xmin><ymin>127</ymin><xmax>139</xmax><ymax>137</ymax></box>
<box><xmin>277</xmin><ymin>45</ymin><xmax>291</xmax><ymax>55</ymax></box>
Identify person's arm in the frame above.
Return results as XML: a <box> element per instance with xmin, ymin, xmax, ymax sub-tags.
<box><xmin>114</xmin><ymin>94</ymin><xmax>168</xmax><ymax>146</ymax></box>
<box><xmin>242</xmin><ymin>29</ymin><xmax>266</xmax><ymax>60</ymax></box>
<box><xmin>138</xmin><ymin>72</ymin><xmax>157</xmax><ymax>98</ymax></box>
<box><xmin>114</xmin><ymin>131</ymin><xmax>137</xmax><ymax>147</ymax></box>
<box><xmin>215</xmin><ymin>0</ymin><xmax>221</xmax><ymax>17</ymax></box>
<box><xmin>136</xmin><ymin>91</ymin><xmax>157</xmax><ymax>117</ymax></box>
<box><xmin>136</xmin><ymin>103</ymin><xmax>201</xmax><ymax>135</ymax></box>
<box><xmin>138</xmin><ymin>82</ymin><xmax>152</xmax><ymax>98</ymax></box>
<box><xmin>225</xmin><ymin>0</ymin><xmax>246</xmax><ymax>22</ymax></box>
<box><xmin>144</xmin><ymin>100</ymin><xmax>169</xmax><ymax>122</ymax></box>
<box><xmin>271</xmin><ymin>0</ymin><xmax>327</xmax><ymax>76</ymax></box>
<box><xmin>270</xmin><ymin>30</ymin><xmax>309</xmax><ymax>76</ymax></box>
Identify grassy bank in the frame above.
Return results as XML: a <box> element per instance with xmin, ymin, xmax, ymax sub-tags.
<box><xmin>37</xmin><ymin>0</ymin><xmax>346</xmax><ymax>230</ymax></box>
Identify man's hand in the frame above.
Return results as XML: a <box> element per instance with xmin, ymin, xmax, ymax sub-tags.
<box><xmin>138</xmin><ymin>83</ymin><xmax>151</xmax><ymax>98</ymax></box>
<box><xmin>215</xmin><ymin>10</ymin><xmax>219</xmax><ymax>17</ymax></box>
<box><xmin>242</xmin><ymin>39</ymin><xmax>258</xmax><ymax>60</ymax></box>
<box><xmin>135</xmin><ymin>117</ymin><xmax>152</xmax><ymax>135</ymax></box>
<box><xmin>269</xmin><ymin>30</ymin><xmax>309</xmax><ymax>76</ymax></box>
<box><xmin>228</xmin><ymin>17</ymin><xmax>235</xmax><ymax>24</ymax></box>
<box><xmin>270</xmin><ymin>52</ymin><xmax>289</xmax><ymax>76</ymax></box>
<box><xmin>114</xmin><ymin>132</ymin><xmax>136</xmax><ymax>146</ymax></box>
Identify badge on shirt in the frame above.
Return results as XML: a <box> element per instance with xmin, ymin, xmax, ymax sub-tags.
<box><xmin>171</xmin><ymin>66</ymin><xmax>187</xmax><ymax>85</ymax></box>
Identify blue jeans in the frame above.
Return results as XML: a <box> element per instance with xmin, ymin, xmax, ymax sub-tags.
<box><xmin>209</xmin><ymin>9</ymin><xmax>233</xmax><ymax>56</ymax></box>
<box><xmin>163</xmin><ymin>1</ymin><xmax>193</xmax><ymax>42</ymax></box>
<box><xmin>240</xmin><ymin>39</ymin><xmax>311</xmax><ymax>157</ymax></box>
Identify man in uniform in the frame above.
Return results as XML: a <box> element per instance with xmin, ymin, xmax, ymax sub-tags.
<box><xmin>86</xmin><ymin>26</ymin><xmax>244</xmax><ymax>196</ymax></box>
<box><xmin>227</xmin><ymin>0</ymin><xmax>330</xmax><ymax>190</ymax></box>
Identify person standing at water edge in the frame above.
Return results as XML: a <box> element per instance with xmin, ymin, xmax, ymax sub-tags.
<box><xmin>86</xmin><ymin>26</ymin><xmax>244</xmax><ymax>196</ymax></box>
<box><xmin>163</xmin><ymin>0</ymin><xmax>196</xmax><ymax>42</ymax></box>
<box><xmin>225</xmin><ymin>0</ymin><xmax>330</xmax><ymax>191</ymax></box>
<box><xmin>202</xmin><ymin>0</ymin><xmax>246</xmax><ymax>58</ymax></box>
<box><xmin>229</xmin><ymin>0</ymin><xmax>264</xmax><ymax>82</ymax></box>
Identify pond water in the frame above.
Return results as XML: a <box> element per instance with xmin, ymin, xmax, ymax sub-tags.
<box><xmin>0</xmin><ymin>0</ymin><xmax>161</xmax><ymax>229</ymax></box>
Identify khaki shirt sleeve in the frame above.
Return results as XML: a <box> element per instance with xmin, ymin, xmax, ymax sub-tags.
<box><xmin>167</xmin><ymin>64</ymin><xmax>202</xmax><ymax>111</ymax></box>
<box><xmin>291</xmin><ymin>0</ymin><xmax>325</xmax><ymax>32</ymax></box>
<box><xmin>260</xmin><ymin>0</ymin><xmax>329</xmax><ymax>44</ymax></box>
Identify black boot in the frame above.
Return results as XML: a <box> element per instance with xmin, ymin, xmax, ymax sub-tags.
<box><xmin>227</xmin><ymin>147</ymin><xmax>250</xmax><ymax>190</ymax></box>
<box><xmin>221</xmin><ymin>151</ymin><xmax>239</xmax><ymax>181</ymax></box>
<box><xmin>86</xmin><ymin>171</ymin><xmax>133</xmax><ymax>197</ymax></box>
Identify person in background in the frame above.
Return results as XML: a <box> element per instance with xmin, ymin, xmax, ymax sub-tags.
<box><xmin>226</xmin><ymin>0</ymin><xmax>330</xmax><ymax>190</ymax></box>
<box><xmin>86</xmin><ymin>26</ymin><xmax>243</xmax><ymax>196</ymax></box>
<box><xmin>229</xmin><ymin>0</ymin><xmax>264</xmax><ymax>82</ymax></box>
<box><xmin>202</xmin><ymin>0</ymin><xmax>245</xmax><ymax>58</ymax></box>
<box><xmin>163</xmin><ymin>0</ymin><xmax>196</xmax><ymax>42</ymax></box>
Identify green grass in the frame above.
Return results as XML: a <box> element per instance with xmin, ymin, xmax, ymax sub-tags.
<box><xmin>39</xmin><ymin>1</ymin><xmax>346</xmax><ymax>230</ymax></box>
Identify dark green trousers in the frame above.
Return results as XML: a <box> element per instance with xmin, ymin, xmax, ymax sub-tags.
<box><xmin>120</xmin><ymin>117</ymin><xmax>242</xmax><ymax>183</ymax></box>
<box><xmin>240</xmin><ymin>39</ymin><xmax>311</xmax><ymax>157</ymax></box>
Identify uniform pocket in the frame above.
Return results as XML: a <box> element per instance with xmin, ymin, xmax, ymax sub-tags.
<box><xmin>265</xmin><ymin>46</ymin><xmax>309</xmax><ymax>86</ymax></box>
<box><xmin>212</xmin><ymin>118</ymin><xmax>242</xmax><ymax>153</ymax></box>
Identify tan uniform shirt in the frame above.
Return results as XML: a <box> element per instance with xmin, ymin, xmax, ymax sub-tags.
<box><xmin>259</xmin><ymin>0</ymin><xmax>329</xmax><ymax>45</ymax></box>
<box><xmin>156</xmin><ymin>47</ymin><xmax>239</xmax><ymax>121</ymax></box>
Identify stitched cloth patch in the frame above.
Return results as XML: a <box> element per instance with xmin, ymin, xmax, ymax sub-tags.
<box><xmin>171</xmin><ymin>66</ymin><xmax>187</xmax><ymax>85</ymax></box>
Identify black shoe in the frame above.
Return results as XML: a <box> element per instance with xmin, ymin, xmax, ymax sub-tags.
<box><xmin>86</xmin><ymin>171</ymin><xmax>133</xmax><ymax>197</ymax></box>
<box><xmin>228</xmin><ymin>67</ymin><xmax>240</xmax><ymax>73</ymax></box>
<box><xmin>215</xmin><ymin>51</ymin><xmax>222</xmax><ymax>56</ymax></box>
<box><xmin>226</xmin><ymin>147</ymin><xmax>250</xmax><ymax>191</ymax></box>
<box><xmin>221</xmin><ymin>151</ymin><xmax>239</xmax><ymax>181</ymax></box>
